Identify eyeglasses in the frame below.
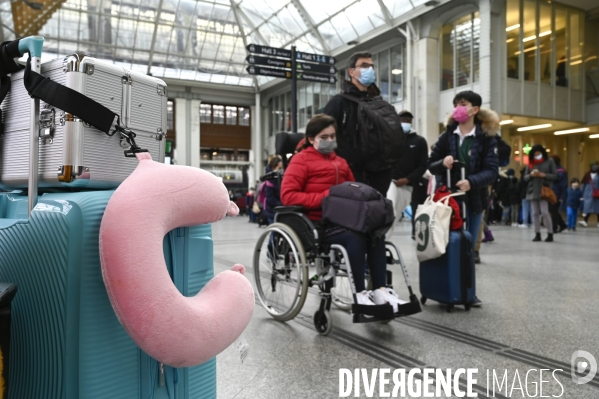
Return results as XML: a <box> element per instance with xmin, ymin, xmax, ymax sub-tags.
<box><xmin>352</xmin><ymin>63</ymin><xmax>375</xmax><ymax>69</ymax></box>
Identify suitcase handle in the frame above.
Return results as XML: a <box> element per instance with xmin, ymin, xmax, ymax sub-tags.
<box><xmin>17</xmin><ymin>36</ymin><xmax>44</xmax><ymax>58</ymax></box>
<box><xmin>446</xmin><ymin>161</ymin><xmax>467</xmax><ymax>227</ymax></box>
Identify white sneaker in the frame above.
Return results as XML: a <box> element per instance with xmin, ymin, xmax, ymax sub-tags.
<box><xmin>356</xmin><ymin>291</ymin><xmax>375</xmax><ymax>306</ymax></box>
<box><xmin>518</xmin><ymin>224</ymin><xmax>527</xmax><ymax>228</ymax></box>
<box><xmin>373</xmin><ymin>288</ymin><xmax>407</xmax><ymax>313</ymax></box>
<box><xmin>579</xmin><ymin>221</ymin><xmax>588</xmax><ymax>227</ymax></box>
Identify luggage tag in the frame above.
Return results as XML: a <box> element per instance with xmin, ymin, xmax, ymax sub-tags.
<box><xmin>233</xmin><ymin>335</ymin><xmax>249</xmax><ymax>364</ymax></box>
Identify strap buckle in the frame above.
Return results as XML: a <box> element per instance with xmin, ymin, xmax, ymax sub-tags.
<box><xmin>112</xmin><ymin>123</ymin><xmax>149</xmax><ymax>158</ymax></box>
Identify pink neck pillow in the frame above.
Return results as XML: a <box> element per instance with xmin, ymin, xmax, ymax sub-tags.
<box><xmin>99</xmin><ymin>153</ymin><xmax>254</xmax><ymax>368</ymax></box>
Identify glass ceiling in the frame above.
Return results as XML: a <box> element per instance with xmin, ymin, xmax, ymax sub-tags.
<box><xmin>0</xmin><ymin>0</ymin><xmax>429</xmax><ymax>87</ymax></box>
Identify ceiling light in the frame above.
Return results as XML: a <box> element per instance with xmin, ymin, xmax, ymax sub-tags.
<box><xmin>546</xmin><ymin>149</ymin><xmax>551</xmax><ymax>152</ymax></box>
<box><xmin>523</xmin><ymin>35</ymin><xmax>536</xmax><ymax>42</ymax></box>
<box><xmin>570</xmin><ymin>60</ymin><xmax>582</xmax><ymax>66</ymax></box>
<box><xmin>539</xmin><ymin>30</ymin><xmax>551</xmax><ymax>37</ymax></box>
<box><xmin>517</xmin><ymin>124</ymin><xmax>552</xmax><ymax>132</ymax></box>
<box><xmin>514</xmin><ymin>150</ymin><xmax>520</xmax><ymax>155</ymax></box>
<box><xmin>391</xmin><ymin>69</ymin><xmax>403</xmax><ymax>75</ymax></box>
<box><xmin>506</xmin><ymin>38</ymin><xmax>514</xmax><ymax>43</ymax></box>
<box><xmin>590</xmin><ymin>134</ymin><xmax>599</xmax><ymax>139</ymax></box>
<box><xmin>506</xmin><ymin>24</ymin><xmax>520</xmax><ymax>32</ymax></box>
<box><xmin>500</xmin><ymin>119</ymin><xmax>513</xmax><ymax>125</ymax></box>
<box><xmin>554</xmin><ymin>128</ymin><xmax>589</xmax><ymax>135</ymax></box>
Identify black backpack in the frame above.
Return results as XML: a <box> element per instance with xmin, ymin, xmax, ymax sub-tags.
<box><xmin>322</xmin><ymin>181</ymin><xmax>394</xmax><ymax>240</ymax></box>
<box><xmin>340</xmin><ymin>94</ymin><xmax>405</xmax><ymax>172</ymax></box>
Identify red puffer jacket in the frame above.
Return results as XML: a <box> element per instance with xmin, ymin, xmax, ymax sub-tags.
<box><xmin>281</xmin><ymin>146</ymin><xmax>355</xmax><ymax>221</ymax></box>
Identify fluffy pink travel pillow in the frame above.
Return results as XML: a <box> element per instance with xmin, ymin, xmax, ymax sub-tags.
<box><xmin>99</xmin><ymin>153</ymin><xmax>254</xmax><ymax>368</ymax></box>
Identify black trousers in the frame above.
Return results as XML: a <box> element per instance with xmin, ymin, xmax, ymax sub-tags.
<box><xmin>550</xmin><ymin>201</ymin><xmax>567</xmax><ymax>231</ymax></box>
<box><xmin>351</xmin><ymin>166</ymin><xmax>393</xmax><ymax>197</ymax></box>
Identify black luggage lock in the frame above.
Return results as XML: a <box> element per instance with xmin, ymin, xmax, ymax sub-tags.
<box><xmin>111</xmin><ymin>124</ymin><xmax>149</xmax><ymax>158</ymax></box>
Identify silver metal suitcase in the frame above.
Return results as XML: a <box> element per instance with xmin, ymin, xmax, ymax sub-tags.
<box><xmin>1</xmin><ymin>54</ymin><xmax>167</xmax><ymax>189</ymax></box>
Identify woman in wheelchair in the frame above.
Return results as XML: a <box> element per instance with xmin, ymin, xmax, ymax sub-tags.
<box><xmin>280</xmin><ymin>114</ymin><xmax>403</xmax><ymax>311</ymax></box>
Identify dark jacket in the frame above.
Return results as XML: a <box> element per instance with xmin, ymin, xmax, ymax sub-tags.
<box><xmin>553</xmin><ymin>164</ymin><xmax>568</xmax><ymax>202</ymax></box>
<box><xmin>392</xmin><ymin>130</ymin><xmax>428</xmax><ymax>185</ymax></box>
<box><xmin>428</xmin><ymin>108</ymin><xmax>500</xmax><ymax>215</ymax></box>
<box><xmin>263</xmin><ymin>176</ymin><xmax>282</xmax><ymax>220</ymax></box>
<box><xmin>497</xmin><ymin>175</ymin><xmax>520</xmax><ymax>205</ymax></box>
<box><xmin>518</xmin><ymin>168</ymin><xmax>529</xmax><ymax>200</ymax></box>
<box><xmin>281</xmin><ymin>146</ymin><xmax>355</xmax><ymax>221</ymax></box>
<box><xmin>566</xmin><ymin>187</ymin><xmax>583</xmax><ymax>209</ymax></box>
<box><xmin>322</xmin><ymin>81</ymin><xmax>382</xmax><ymax>175</ymax></box>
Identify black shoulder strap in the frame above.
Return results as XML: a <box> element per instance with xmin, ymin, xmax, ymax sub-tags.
<box><xmin>339</xmin><ymin>92</ymin><xmax>360</xmax><ymax>104</ymax></box>
<box><xmin>23</xmin><ymin>56</ymin><xmax>117</xmax><ymax>134</ymax></box>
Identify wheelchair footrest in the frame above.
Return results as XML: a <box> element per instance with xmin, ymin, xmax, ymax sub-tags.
<box><xmin>393</xmin><ymin>295</ymin><xmax>422</xmax><ymax>318</ymax></box>
<box><xmin>352</xmin><ymin>303</ymin><xmax>394</xmax><ymax>323</ymax></box>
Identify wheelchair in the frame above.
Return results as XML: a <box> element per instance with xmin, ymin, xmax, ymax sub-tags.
<box><xmin>253</xmin><ymin>206</ymin><xmax>422</xmax><ymax>336</ymax></box>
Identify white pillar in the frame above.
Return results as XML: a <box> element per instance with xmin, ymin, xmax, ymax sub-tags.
<box><xmin>479</xmin><ymin>0</ymin><xmax>492</xmax><ymax>109</ymax></box>
<box><xmin>190</xmin><ymin>99</ymin><xmax>201</xmax><ymax>168</ymax></box>
<box><xmin>175</xmin><ymin>98</ymin><xmax>188</xmax><ymax>166</ymax></box>
<box><xmin>414</xmin><ymin>36</ymin><xmax>440</xmax><ymax>147</ymax></box>
<box><xmin>254</xmin><ymin>92</ymin><xmax>263</xmax><ymax>183</ymax></box>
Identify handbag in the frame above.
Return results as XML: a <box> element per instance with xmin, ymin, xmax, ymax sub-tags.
<box><xmin>252</xmin><ymin>201</ymin><xmax>260</xmax><ymax>214</ymax></box>
<box><xmin>413</xmin><ymin>191</ymin><xmax>464</xmax><ymax>262</ymax></box>
<box><xmin>541</xmin><ymin>186</ymin><xmax>557</xmax><ymax>204</ymax></box>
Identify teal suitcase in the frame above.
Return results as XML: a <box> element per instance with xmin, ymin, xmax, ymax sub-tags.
<box><xmin>0</xmin><ymin>190</ymin><xmax>217</xmax><ymax>399</ymax></box>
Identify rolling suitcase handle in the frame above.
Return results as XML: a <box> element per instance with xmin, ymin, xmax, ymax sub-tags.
<box><xmin>0</xmin><ymin>36</ymin><xmax>45</xmax><ymax>216</ymax></box>
<box><xmin>446</xmin><ymin>162</ymin><xmax>467</xmax><ymax>228</ymax></box>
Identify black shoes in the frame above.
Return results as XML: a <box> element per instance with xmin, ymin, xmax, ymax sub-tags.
<box><xmin>545</xmin><ymin>233</ymin><xmax>553</xmax><ymax>242</ymax></box>
<box><xmin>532</xmin><ymin>233</ymin><xmax>542</xmax><ymax>242</ymax></box>
<box><xmin>474</xmin><ymin>251</ymin><xmax>481</xmax><ymax>264</ymax></box>
<box><xmin>471</xmin><ymin>297</ymin><xmax>482</xmax><ymax>307</ymax></box>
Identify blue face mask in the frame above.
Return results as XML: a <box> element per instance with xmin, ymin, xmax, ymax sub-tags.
<box><xmin>357</xmin><ymin>67</ymin><xmax>376</xmax><ymax>86</ymax></box>
<box><xmin>401</xmin><ymin>123</ymin><xmax>412</xmax><ymax>133</ymax></box>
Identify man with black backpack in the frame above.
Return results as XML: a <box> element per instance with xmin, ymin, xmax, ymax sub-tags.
<box><xmin>323</xmin><ymin>52</ymin><xmax>404</xmax><ymax>197</ymax></box>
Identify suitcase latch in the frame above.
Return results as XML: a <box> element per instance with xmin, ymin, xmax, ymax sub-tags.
<box><xmin>39</xmin><ymin>107</ymin><xmax>55</xmax><ymax>144</ymax></box>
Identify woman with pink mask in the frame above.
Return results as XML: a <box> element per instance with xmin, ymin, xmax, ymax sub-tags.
<box><xmin>427</xmin><ymin>91</ymin><xmax>500</xmax><ymax>307</ymax></box>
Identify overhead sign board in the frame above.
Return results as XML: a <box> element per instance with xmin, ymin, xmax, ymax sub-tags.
<box><xmin>246</xmin><ymin>44</ymin><xmax>291</xmax><ymax>59</ymax></box>
<box><xmin>246</xmin><ymin>55</ymin><xmax>291</xmax><ymax>69</ymax></box>
<box><xmin>246</xmin><ymin>66</ymin><xmax>292</xmax><ymax>79</ymax></box>
<box><xmin>297</xmin><ymin>72</ymin><xmax>337</xmax><ymax>84</ymax></box>
<box><xmin>296</xmin><ymin>62</ymin><xmax>336</xmax><ymax>75</ymax></box>
<box><xmin>296</xmin><ymin>51</ymin><xmax>336</xmax><ymax>65</ymax></box>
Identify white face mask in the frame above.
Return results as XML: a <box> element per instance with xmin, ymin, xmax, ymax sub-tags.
<box><xmin>534</xmin><ymin>154</ymin><xmax>543</xmax><ymax>161</ymax></box>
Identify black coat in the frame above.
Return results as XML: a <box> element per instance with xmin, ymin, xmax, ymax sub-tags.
<box><xmin>391</xmin><ymin>131</ymin><xmax>428</xmax><ymax>185</ymax></box>
<box><xmin>322</xmin><ymin>81</ymin><xmax>382</xmax><ymax>173</ymax></box>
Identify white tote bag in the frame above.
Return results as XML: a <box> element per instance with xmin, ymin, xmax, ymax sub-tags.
<box><xmin>414</xmin><ymin>192</ymin><xmax>464</xmax><ymax>262</ymax></box>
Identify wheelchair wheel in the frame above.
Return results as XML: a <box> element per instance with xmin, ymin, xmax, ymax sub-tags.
<box><xmin>253</xmin><ymin>223</ymin><xmax>308</xmax><ymax>321</ymax></box>
<box><xmin>331</xmin><ymin>276</ymin><xmax>353</xmax><ymax>311</ymax></box>
<box><xmin>313</xmin><ymin>309</ymin><xmax>333</xmax><ymax>336</ymax></box>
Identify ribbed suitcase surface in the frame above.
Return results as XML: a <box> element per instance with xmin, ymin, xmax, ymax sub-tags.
<box><xmin>0</xmin><ymin>191</ymin><xmax>216</xmax><ymax>399</ymax></box>
<box><xmin>419</xmin><ymin>230</ymin><xmax>476</xmax><ymax>304</ymax></box>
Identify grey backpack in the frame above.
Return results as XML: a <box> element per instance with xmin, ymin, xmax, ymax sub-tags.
<box><xmin>322</xmin><ymin>181</ymin><xmax>394</xmax><ymax>240</ymax></box>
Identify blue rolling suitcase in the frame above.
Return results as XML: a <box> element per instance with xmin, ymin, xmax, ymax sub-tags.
<box><xmin>419</xmin><ymin>164</ymin><xmax>476</xmax><ymax>312</ymax></box>
<box><xmin>0</xmin><ymin>191</ymin><xmax>217</xmax><ymax>399</ymax></box>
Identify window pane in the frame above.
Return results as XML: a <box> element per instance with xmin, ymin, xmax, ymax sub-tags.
<box><xmin>555</xmin><ymin>5</ymin><xmax>567</xmax><ymax>87</ymax></box>
<box><xmin>226</xmin><ymin>106</ymin><xmax>237</xmax><ymax>125</ymax></box>
<box><xmin>277</xmin><ymin>95</ymin><xmax>284</xmax><ymax>131</ymax></box>
<box><xmin>200</xmin><ymin>104</ymin><xmax>212</xmax><ymax>123</ymax></box>
<box><xmin>506</xmin><ymin>0</ymin><xmax>521</xmax><ymax>79</ymax></box>
<box><xmin>313</xmin><ymin>83</ymin><xmax>321</xmax><ymax>113</ymax></box>
<box><xmin>391</xmin><ymin>45</ymin><xmax>403</xmax><ymax>103</ymax></box>
<box><xmin>306</xmin><ymin>84</ymin><xmax>314</xmax><ymax>122</ymax></box>
<box><xmin>379</xmin><ymin>49</ymin><xmax>390</xmax><ymax>102</ymax></box>
<box><xmin>238</xmin><ymin>107</ymin><xmax>250</xmax><ymax>126</ymax></box>
<box><xmin>570</xmin><ymin>10</ymin><xmax>583</xmax><ymax>90</ymax></box>
<box><xmin>285</xmin><ymin>92</ymin><xmax>292</xmax><ymax>131</ymax></box>
<box><xmin>456</xmin><ymin>14</ymin><xmax>472</xmax><ymax>87</ymax></box>
<box><xmin>213</xmin><ymin>105</ymin><xmax>224</xmax><ymax>124</ymax></box>
<box><xmin>539</xmin><ymin>1</ymin><xmax>552</xmax><ymax>84</ymax></box>
<box><xmin>585</xmin><ymin>17</ymin><xmax>599</xmax><ymax>99</ymax></box>
<box><xmin>167</xmin><ymin>100</ymin><xmax>174</xmax><ymax>129</ymax></box>
<box><xmin>472</xmin><ymin>13</ymin><xmax>480</xmax><ymax>83</ymax></box>
<box><xmin>523</xmin><ymin>0</ymin><xmax>537</xmax><ymax>82</ymax></box>
<box><xmin>441</xmin><ymin>22</ymin><xmax>454</xmax><ymax>90</ymax></box>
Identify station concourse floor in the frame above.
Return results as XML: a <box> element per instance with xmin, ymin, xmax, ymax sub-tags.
<box><xmin>212</xmin><ymin>216</ymin><xmax>599</xmax><ymax>399</ymax></box>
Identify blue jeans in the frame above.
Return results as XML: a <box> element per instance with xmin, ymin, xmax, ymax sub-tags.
<box><xmin>567</xmin><ymin>207</ymin><xmax>578</xmax><ymax>229</ymax></box>
<box><xmin>521</xmin><ymin>199</ymin><xmax>531</xmax><ymax>225</ymax></box>
<box><xmin>323</xmin><ymin>231</ymin><xmax>387</xmax><ymax>292</ymax></box>
<box><xmin>466</xmin><ymin>210</ymin><xmax>483</xmax><ymax>252</ymax></box>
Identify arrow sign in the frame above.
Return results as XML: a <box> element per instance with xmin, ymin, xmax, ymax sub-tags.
<box><xmin>246</xmin><ymin>55</ymin><xmax>291</xmax><ymax>69</ymax></box>
<box><xmin>296</xmin><ymin>61</ymin><xmax>336</xmax><ymax>75</ymax></box>
<box><xmin>246</xmin><ymin>44</ymin><xmax>291</xmax><ymax>59</ymax></box>
<box><xmin>295</xmin><ymin>51</ymin><xmax>336</xmax><ymax>65</ymax></box>
<box><xmin>246</xmin><ymin>65</ymin><xmax>292</xmax><ymax>79</ymax></box>
<box><xmin>296</xmin><ymin>72</ymin><xmax>337</xmax><ymax>84</ymax></box>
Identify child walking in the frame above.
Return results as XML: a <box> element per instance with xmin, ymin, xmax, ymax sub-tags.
<box><xmin>566</xmin><ymin>178</ymin><xmax>583</xmax><ymax>231</ymax></box>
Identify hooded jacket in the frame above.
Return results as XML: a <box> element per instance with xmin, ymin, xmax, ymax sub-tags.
<box><xmin>391</xmin><ymin>129</ymin><xmax>428</xmax><ymax>185</ymax></box>
<box><xmin>428</xmin><ymin>108</ymin><xmax>500</xmax><ymax>214</ymax></box>
<box><xmin>322</xmin><ymin>81</ymin><xmax>382</xmax><ymax>172</ymax></box>
<box><xmin>281</xmin><ymin>146</ymin><xmax>355</xmax><ymax>221</ymax></box>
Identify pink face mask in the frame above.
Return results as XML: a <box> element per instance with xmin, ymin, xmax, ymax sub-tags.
<box><xmin>453</xmin><ymin>105</ymin><xmax>471</xmax><ymax>124</ymax></box>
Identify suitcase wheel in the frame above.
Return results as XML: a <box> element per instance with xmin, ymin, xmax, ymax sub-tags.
<box><xmin>464</xmin><ymin>303</ymin><xmax>471</xmax><ymax>311</ymax></box>
<box><xmin>420</xmin><ymin>296</ymin><xmax>427</xmax><ymax>305</ymax></box>
<box><xmin>446</xmin><ymin>304</ymin><xmax>454</xmax><ymax>313</ymax></box>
